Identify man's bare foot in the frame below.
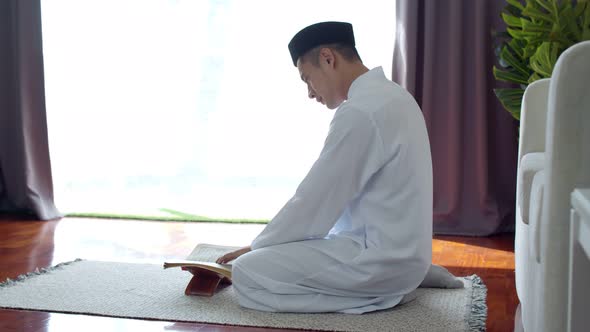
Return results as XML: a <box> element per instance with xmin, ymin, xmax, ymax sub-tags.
<box><xmin>419</xmin><ymin>264</ymin><xmax>464</xmax><ymax>288</ymax></box>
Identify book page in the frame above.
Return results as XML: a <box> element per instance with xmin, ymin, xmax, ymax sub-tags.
<box><xmin>186</xmin><ymin>243</ymin><xmax>241</xmax><ymax>264</ymax></box>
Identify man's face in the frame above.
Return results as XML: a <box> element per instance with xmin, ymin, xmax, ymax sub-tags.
<box><xmin>297</xmin><ymin>55</ymin><xmax>341</xmax><ymax>110</ymax></box>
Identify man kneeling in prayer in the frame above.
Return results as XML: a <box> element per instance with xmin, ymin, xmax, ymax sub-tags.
<box><xmin>216</xmin><ymin>21</ymin><xmax>462</xmax><ymax>314</ymax></box>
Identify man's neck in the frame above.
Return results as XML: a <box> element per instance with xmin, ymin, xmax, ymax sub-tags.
<box><xmin>340</xmin><ymin>63</ymin><xmax>370</xmax><ymax>100</ymax></box>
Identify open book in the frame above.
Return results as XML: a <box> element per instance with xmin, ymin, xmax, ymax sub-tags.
<box><xmin>163</xmin><ymin>260</ymin><xmax>232</xmax><ymax>279</ymax></box>
<box><xmin>163</xmin><ymin>243</ymin><xmax>240</xmax><ymax>296</ymax></box>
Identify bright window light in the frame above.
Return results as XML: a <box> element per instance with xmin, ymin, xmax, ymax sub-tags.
<box><xmin>41</xmin><ymin>0</ymin><xmax>396</xmax><ymax>220</ymax></box>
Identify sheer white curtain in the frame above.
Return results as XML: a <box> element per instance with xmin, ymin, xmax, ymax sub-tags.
<box><xmin>41</xmin><ymin>0</ymin><xmax>395</xmax><ymax>219</ymax></box>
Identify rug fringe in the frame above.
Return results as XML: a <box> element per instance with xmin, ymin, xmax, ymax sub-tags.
<box><xmin>466</xmin><ymin>274</ymin><xmax>488</xmax><ymax>331</ymax></box>
<box><xmin>0</xmin><ymin>259</ymin><xmax>83</xmax><ymax>288</ymax></box>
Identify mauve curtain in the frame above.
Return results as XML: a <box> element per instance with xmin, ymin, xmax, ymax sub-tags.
<box><xmin>0</xmin><ymin>0</ymin><xmax>60</xmax><ymax>220</ymax></box>
<box><xmin>393</xmin><ymin>0</ymin><xmax>518</xmax><ymax>235</ymax></box>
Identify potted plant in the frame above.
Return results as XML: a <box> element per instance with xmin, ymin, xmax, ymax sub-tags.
<box><xmin>493</xmin><ymin>0</ymin><xmax>590</xmax><ymax>120</ymax></box>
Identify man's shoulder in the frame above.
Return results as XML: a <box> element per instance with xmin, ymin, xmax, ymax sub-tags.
<box><xmin>348</xmin><ymin>78</ymin><xmax>414</xmax><ymax>107</ymax></box>
<box><xmin>327</xmin><ymin>105</ymin><xmax>379</xmax><ymax>138</ymax></box>
<box><xmin>340</xmin><ymin>84</ymin><xmax>415</xmax><ymax>120</ymax></box>
<box><xmin>333</xmin><ymin>103</ymin><xmax>372</xmax><ymax>124</ymax></box>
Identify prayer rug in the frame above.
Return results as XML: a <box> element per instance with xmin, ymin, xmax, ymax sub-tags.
<box><xmin>0</xmin><ymin>260</ymin><xmax>486</xmax><ymax>331</ymax></box>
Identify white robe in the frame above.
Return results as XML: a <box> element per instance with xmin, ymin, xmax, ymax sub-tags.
<box><xmin>233</xmin><ymin>67</ymin><xmax>433</xmax><ymax>313</ymax></box>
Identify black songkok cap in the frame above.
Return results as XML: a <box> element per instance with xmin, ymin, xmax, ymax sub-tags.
<box><xmin>288</xmin><ymin>21</ymin><xmax>355</xmax><ymax>67</ymax></box>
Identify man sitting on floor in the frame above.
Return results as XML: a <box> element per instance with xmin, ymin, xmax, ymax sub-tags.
<box><xmin>217</xmin><ymin>21</ymin><xmax>462</xmax><ymax>313</ymax></box>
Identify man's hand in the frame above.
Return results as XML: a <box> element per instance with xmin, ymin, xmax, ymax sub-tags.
<box><xmin>216</xmin><ymin>246</ymin><xmax>251</xmax><ymax>264</ymax></box>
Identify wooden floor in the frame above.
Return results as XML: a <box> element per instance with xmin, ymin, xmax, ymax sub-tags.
<box><xmin>0</xmin><ymin>217</ymin><xmax>518</xmax><ymax>332</ymax></box>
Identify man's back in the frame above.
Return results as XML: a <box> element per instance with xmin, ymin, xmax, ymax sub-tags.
<box><xmin>329</xmin><ymin>66</ymin><xmax>433</xmax><ymax>251</ymax></box>
<box><xmin>325</xmin><ymin>66</ymin><xmax>433</xmax><ymax>293</ymax></box>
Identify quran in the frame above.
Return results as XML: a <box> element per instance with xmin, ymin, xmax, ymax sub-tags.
<box><xmin>163</xmin><ymin>243</ymin><xmax>240</xmax><ymax>297</ymax></box>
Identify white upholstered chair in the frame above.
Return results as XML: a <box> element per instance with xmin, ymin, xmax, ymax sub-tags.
<box><xmin>515</xmin><ymin>40</ymin><xmax>590</xmax><ymax>331</ymax></box>
<box><xmin>541</xmin><ymin>40</ymin><xmax>590</xmax><ymax>331</ymax></box>
<box><xmin>515</xmin><ymin>78</ymin><xmax>550</xmax><ymax>332</ymax></box>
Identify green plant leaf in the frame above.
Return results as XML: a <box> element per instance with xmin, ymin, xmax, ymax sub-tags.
<box><xmin>493</xmin><ymin>66</ymin><xmax>530</xmax><ymax>84</ymax></box>
<box><xmin>502</xmin><ymin>13</ymin><xmax>524</xmax><ymax>27</ymax></box>
<box><xmin>521</xmin><ymin>23</ymin><xmax>552</xmax><ymax>33</ymax></box>
<box><xmin>495</xmin><ymin>31</ymin><xmax>513</xmax><ymax>39</ymax></box>
<box><xmin>505</xmin><ymin>2</ymin><xmax>524</xmax><ymax>16</ymax></box>
<box><xmin>549</xmin><ymin>40</ymin><xmax>559</xmax><ymax>63</ymax></box>
<box><xmin>495</xmin><ymin>88</ymin><xmax>526</xmax><ymax>101</ymax></box>
<box><xmin>563</xmin><ymin>6</ymin><xmax>582</xmax><ymax>40</ymax></box>
<box><xmin>529</xmin><ymin>42</ymin><xmax>554</xmax><ymax>77</ymax></box>
<box><xmin>493</xmin><ymin>0</ymin><xmax>589</xmax><ymax>121</ymax></box>
<box><xmin>494</xmin><ymin>88</ymin><xmax>525</xmax><ymax>120</ymax></box>
<box><xmin>506</xmin><ymin>27</ymin><xmax>523</xmax><ymax>39</ymax></box>
<box><xmin>584</xmin><ymin>4</ymin><xmax>590</xmax><ymax>40</ymax></box>
<box><xmin>534</xmin><ymin>0</ymin><xmax>555</xmax><ymax>14</ymax></box>
<box><xmin>507</xmin><ymin>0</ymin><xmax>525</xmax><ymax>11</ymax></box>
<box><xmin>507</xmin><ymin>26</ymin><xmax>540</xmax><ymax>39</ymax></box>
<box><xmin>507</xmin><ymin>38</ymin><xmax>527</xmax><ymax>58</ymax></box>
<box><xmin>528</xmin><ymin>71</ymin><xmax>543</xmax><ymax>83</ymax></box>
<box><xmin>523</xmin><ymin>43</ymin><xmax>540</xmax><ymax>58</ymax></box>
<box><xmin>500</xmin><ymin>46</ymin><xmax>531</xmax><ymax>75</ymax></box>
<box><xmin>522</xmin><ymin>5</ymin><xmax>554</xmax><ymax>22</ymax></box>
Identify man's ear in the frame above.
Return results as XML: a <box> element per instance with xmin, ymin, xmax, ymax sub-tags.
<box><xmin>319</xmin><ymin>48</ymin><xmax>335</xmax><ymax>68</ymax></box>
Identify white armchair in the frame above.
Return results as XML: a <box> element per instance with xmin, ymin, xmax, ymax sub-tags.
<box><xmin>515</xmin><ymin>40</ymin><xmax>590</xmax><ymax>331</ymax></box>
<box><xmin>515</xmin><ymin>78</ymin><xmax>550</xmax><ymax>332</ymax></box>
<box><xmin>542</xmin><ymin>40</ymin><xmax>590</xmax><ymax>331</ymax></box>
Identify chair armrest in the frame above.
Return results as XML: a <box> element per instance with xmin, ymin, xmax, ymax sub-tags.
<box><xmin>518</xmin><ymin>78</ymin><xmax>550</xmax><ymax>163</ymax></box>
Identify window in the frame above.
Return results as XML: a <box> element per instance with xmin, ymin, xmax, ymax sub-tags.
<box><xmin>42</xmin><ymin>0</ymin><xmax>395</xmax><ymax>220</ymax></box>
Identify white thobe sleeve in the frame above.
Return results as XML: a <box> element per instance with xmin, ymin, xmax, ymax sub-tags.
<box><xmin>251</xmin><ymin>108</ymin><xmax>388</xmax><ymax>250</ymax></box>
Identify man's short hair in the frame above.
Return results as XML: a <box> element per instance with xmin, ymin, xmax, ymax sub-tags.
<box><xmin>300</xmin><ymin>43</ymin><xmax>362</xmax><ymax>67</ymax></box>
